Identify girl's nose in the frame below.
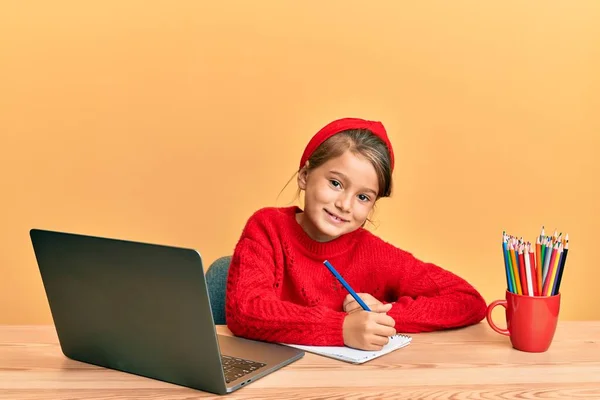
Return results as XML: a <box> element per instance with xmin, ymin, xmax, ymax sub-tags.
<box><xmin>335</xmin><ymin>193</ymin><xmax>352</xmax><ymax>212</ymax></box>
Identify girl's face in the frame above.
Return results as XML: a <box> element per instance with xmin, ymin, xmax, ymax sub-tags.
<box><xmin>297</xmin><ymin>150</ymin><xmax>379</xmax><ymax>242</ymax></box>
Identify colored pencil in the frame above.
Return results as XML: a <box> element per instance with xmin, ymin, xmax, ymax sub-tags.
<box><xmin>553</xmin><ymin>234</ymin><xmax>569</xmax><ymax>295</ymax></box>
<box><xmin>502</xmin><ymin>233</ymin><xmax>514</xmax><ymax>293</ymax></box>
<box><xmin>518</xmin><ymin>244</ymin><xmax>528</xmax><ymax>296</ymax></box>
<box><xmin>506</xmin><ymin>246</ymin><xmax>516</xmax><ymax>293</ymax></box>
<box><xmin>509</xmin><ymin>242</ymin><xmax>522</xmax><ymax>295</ymax></box>
<box><xmin>529</xmin><ymin>246</ymin><xmax>539</xmax><ymax>296</ymax></box>
<box><xmin>523</xmin><ymin>243</ymin><xmax>534</xmax><ymax>296</ymax></box>
<box><xmin>542</xmin><ymin>238</ymin><xmax>553</xmax><ymax>283</ymax></box>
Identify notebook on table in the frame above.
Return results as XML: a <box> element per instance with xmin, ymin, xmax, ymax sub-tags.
<box><xmin>283</xmin><ymin>334</ymin><xmax>412</xmax><ymax>364</ymax></box>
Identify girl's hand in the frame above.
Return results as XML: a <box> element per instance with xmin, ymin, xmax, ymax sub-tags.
<box><xmin>342</xmin><ymin>311</ymin><xmax>396</xmax><ymax>351</ymax></box>
<box><xmin>343</xmin><ymin>293</ymin><xmax>392</xmax><ymax>314</ymax></box>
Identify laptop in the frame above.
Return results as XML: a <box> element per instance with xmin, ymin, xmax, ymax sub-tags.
<box><xmin>29</xmin><ymin>228</ymin><xmax>304</xmax><ymax>395</ymax></box>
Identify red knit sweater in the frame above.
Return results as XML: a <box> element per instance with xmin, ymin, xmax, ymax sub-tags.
<box><xmin>225</xmin><ymin>206</ymin><xmax>487</xmax><ymax>346</ymax></box>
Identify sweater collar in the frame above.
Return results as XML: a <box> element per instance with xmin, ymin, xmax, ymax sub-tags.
<box><xmin>283</xmin><ymin>206</ymin><xmax>364</xmax><ymax>258</ymax></box>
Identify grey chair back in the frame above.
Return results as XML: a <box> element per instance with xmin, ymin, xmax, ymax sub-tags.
<box><xmin>205</xmin><ymin>256</ymin><xmax>231</xmax><ymax>325</ymax></box>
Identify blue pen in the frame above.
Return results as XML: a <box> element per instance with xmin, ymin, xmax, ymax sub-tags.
<box><xmin>323</xmin><ymin>260</ymin><xmax>371</xmax><ymax>312</ymax></box>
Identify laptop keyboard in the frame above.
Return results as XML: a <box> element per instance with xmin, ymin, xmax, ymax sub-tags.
<box><xmin>221</xmin><ymin>355</ymin><xmax>266</xmax><ymax>383</ymax></box>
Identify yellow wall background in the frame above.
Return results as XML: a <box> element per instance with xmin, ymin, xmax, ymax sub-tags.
<box><xmin>1</xmin><ymin>1</ymin><xmax>599</xmax><ymax>324</ymax></box>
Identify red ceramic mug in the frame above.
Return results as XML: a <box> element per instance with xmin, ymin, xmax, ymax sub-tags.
<box><xmin>486</xmin><ymin>290</ymin><xmax>561</xmax><ymax>352</ymax></box>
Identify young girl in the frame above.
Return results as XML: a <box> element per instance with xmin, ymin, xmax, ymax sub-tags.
<box><xmin>225</xmin><ymin>117</ymin><xmax>487</xmax><ymax>351</ymax></box>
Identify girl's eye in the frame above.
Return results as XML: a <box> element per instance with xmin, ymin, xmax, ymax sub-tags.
<box><xmin>358</xmin><ymin>194</ymin><xmax>370</xmax><ymax>202</ymax></box>
<box><xmin>330</xmin><ymin>180</ymin><xmax>341</xmax><ymax>188</ymax></box>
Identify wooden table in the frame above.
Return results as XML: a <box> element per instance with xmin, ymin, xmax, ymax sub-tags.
<box><xmin>1</xmin><ymin>322</ymin><xmax>599</xmax><ymax>399</ymax></box>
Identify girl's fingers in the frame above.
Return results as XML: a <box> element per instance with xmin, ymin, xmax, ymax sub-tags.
<box><xmin>372</xmin><ymin>303</ymin><xmax>393</xmax><ymax>313</ymax></box>
<box><xmin>345</xmin><ymin>301</ymin><xmax>391</xmax><ymax>314</ymax></box>
<box><xmin>345</xmin><ymin>301</ymin><xmax>362</xmax><ymax>313</ymax></box>
<box><xmin>370</xmin><ymin>334</ymin><xmax>390</xmax><ymax>347</ymax></box>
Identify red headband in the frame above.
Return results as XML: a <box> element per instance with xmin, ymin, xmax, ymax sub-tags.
<box><xmin>299</xmin><ymin>117</ymin><xmax>395</xmax><ymax>171</ymax></box>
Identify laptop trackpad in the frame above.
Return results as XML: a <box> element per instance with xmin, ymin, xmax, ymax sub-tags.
<box><xmin>217</xmin><ymin>334</ymin><xmax>302</xmax><ymax>365</ymax></box>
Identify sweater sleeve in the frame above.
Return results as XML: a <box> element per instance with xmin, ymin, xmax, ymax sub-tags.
<box><xmin>225</xmin><ymin>223</ymin><xmax>347</xmax><ymax>346</ymax></box>
<box><xmin>383</xmin><ymin>246</ymin><xmax>487</xmax><ymax>333</ymax></box>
